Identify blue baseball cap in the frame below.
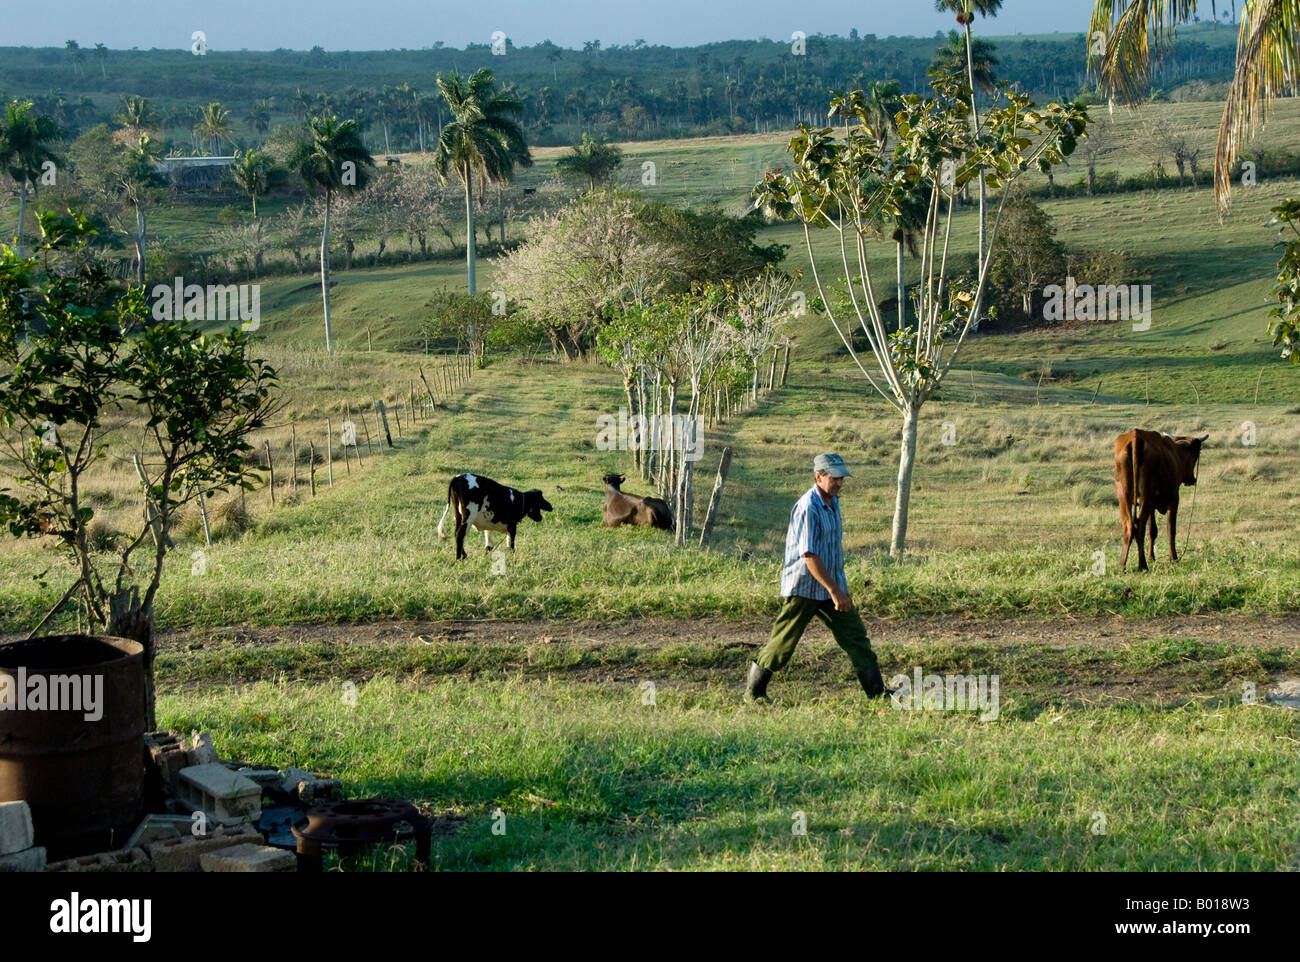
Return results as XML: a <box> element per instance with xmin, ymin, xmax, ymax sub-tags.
<box><xmin>813</xmin><ymin>453</ymin><xmax>851</xmax><ymax>477</ymax></box>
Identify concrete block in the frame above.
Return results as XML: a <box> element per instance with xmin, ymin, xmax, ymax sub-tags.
<box><xmin>179</xmin><ymin>763</ymin><xmax>262</xmax><ymax>824</ymax></box>
<box><xmin>279</xmin><ymin>767</ymin><xmax>314</xmax><ymax>795</ymax></box>
<box><xmin>296</xmin><ymin>778</ymin><xmax>343</xmax><ymax>805</ymax></box>
<box><xmin>122</xmin><ymin>814</ymin><xmax>193</xmax><ymax>850</ymax></box>
<box><xmin>144</xmin><ymin>731</ymin><xmax>190</xmax><ymax>794</ymax></box>
<box><xmin>235</xmin><ymin>767</ymin><xmax>283</xmax><ymax>791</ymax></box>
<box><xmin>0</xmin><ymin>846</ymin><xmax>46</xmax><ymax>872</ymax></box>
<box><xmin>144</xmin><ymin>822</ymin><xmax>261</xmax><ymax>872</ymax></box>
<box><xmin>47</xmin><ymin>847</ymin><xmax>151</xmax><ymax>873</ymax></box>
<box><xmin>200</xmin><ymin>843</ymin><xmax>296</xmax><ymax>873</ymax></box>
<box><xmin>184</xmin><ymin>731</ymin><xmax>218</xmax><ymax>766</ymax></box>
<box><xmin>0</xmin><ymin>801</ymin><xmax>35</xmax><ymax>856</ymax></box>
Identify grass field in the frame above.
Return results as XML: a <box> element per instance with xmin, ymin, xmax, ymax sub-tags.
<box><xmin>155</xmin><ymin>627</ymin><xmax>1299</xmax><ymax>870</ymax></box>
<box><xmin>4</xmin><ymin>114</ymin><xmax>1300</xmax><ymax>872</ymax></box>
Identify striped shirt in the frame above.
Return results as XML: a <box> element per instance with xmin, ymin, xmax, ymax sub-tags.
<box><xmin>780</xmin><ymin>484</ymin><xmax>848</xmax><ymax>600</ymax></box>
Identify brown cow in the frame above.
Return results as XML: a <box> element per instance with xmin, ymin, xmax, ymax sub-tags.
<box><xmin>1113</xmin><ymin>429</ymin><xmax>1207</xmax><ymax>572</ymax></box>
<box><xmin>602</xmin><ymin>474</ymin><xmax>673</xmax><ymax>531</ymax></box>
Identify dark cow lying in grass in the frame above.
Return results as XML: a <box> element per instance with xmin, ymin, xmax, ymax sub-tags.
<box><xmin>1113</xmin><ymin>429</ymin><xmax>1207</xmax><ymax>572</ymax></box>
<box><xmin>602</xmin><ymin>474</ymin><xmax>673</xmax><ymax>531</ymax></box>
<box><xmin>437</xmin><ymin>473</ymin><xmax>553</xmax><ymax>560</ymax></box>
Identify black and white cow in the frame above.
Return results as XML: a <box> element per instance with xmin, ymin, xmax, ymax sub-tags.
<box><xmin>436</xmin><ymin>473</ymin><xmax>553</xmax><ymax>560</ymax></box>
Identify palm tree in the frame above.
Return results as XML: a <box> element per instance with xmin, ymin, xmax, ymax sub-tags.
<box><xmin>935</xmin><ymin>0</ymin><xmax>1003</xmax><ymax>262</ymax></box>
<box><xmin>65</xmin><ymin>40</ymin><xmax>83</xmax><ymax>76</ymax></box>
<box><xmin>114</xmin><ymin>95</ymin><xmax>160</xmax><ymax>137</ymax></box>
<box><xmin>94</xmin><ymin>43</ymin><xmax>108</xmax><ymax>79</ymax></box>
<box><xmin>555</xmin><ymin>132</ymin><xmax>623</xmax><ymax>190</ymax></box>
<box><xmin>929</xmin><ymin>30</ymin><xmax>999</xmax><ymax>96</ymax></box>
<box><xmin>231</xmin><ymin>149</ymin><xmax>271</xmax><ymax>218</ymax></box>
<box><xmin>247</xmin><ymin>99</ymin><xmax>274</xmax><ymax>137</ymax></box>
<box><xmin>1089</xmin><ymin>0</ymin><xmax>1287</xmax><ymax>216</ymax></box>
<box><xmin>0</xmin><ymin>100</ymin><xmax>64</xmax><ymax>257</ymax></box>
<box><xmin>864</xmin><ymin>80</ymin><xmax>904</xmax><ymax>146</ymax></box>
<box><xmin>193</xmin><ymin>102</ymin><xmax>236</xmax><ymax>155</ymax></box>
<box><xmin>433</xmin><ymin>68</ymin><xmax>533</xmax><ymax>295</ymax></box>
<box><xmin>287</xmin><ymin>116</ymin><xmax>374</xmax><ymax>352</ymax></box>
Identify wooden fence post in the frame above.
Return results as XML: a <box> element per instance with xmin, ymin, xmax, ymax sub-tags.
<box><xmin>698</xmin><ymin>446</ymin><xmax>733</xmax><ymax>548</ymax></box>
<box><xmin>767</xmin><ymin>346</ymin><xmax>779</xmax><ymax>392</ymax></box>
<box><xmin>197</xmin><ymin>488</ymin><xmax>212</xmax><ymax>546</ymax></box>
<box><xmin>780</xmin><ymin>343</ymin><xmax>791</xmax><ymax>387</ymax></box>
<box><xmin>309</xmin><ymin>442</ymin><xmax>317</xmax><ymax>496</ymax></box>
<box><xmin>394</xmin><ymin>411</ymin><xmax>402</xmax><ymax>438</ymax></box>
<box><xmin>326</xmin><ymin>418</ymin><xmax>334</xmax><ymax>487</ymax></box>
<box><xmin>264</xmin><ymin>441</ymin><xmax>276</xmax><ymax>505</ymax></box>
<box><xmin>376</xmin><ymin>400</ymin><xmax>393</xmax><ymax>447</ymax></box>
<box><xmin>361</xmin><ymin>416</ymin><xmax>374</xmax><ymax>457</ymax></box>
<box><xmin>419</xmin><ymin>366</ymin><xmax>439</xmax><ymax>412</ymax></box>
<box><xmin>290</xmin><ymin>422</ymin><xmax>299</xmax><ymax>495</ymax></box>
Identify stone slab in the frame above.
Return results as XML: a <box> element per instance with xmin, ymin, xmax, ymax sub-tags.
<box><xmin>0</xmin><ymin>846</ymin><xmax>46</xmax><ymax>872</ymax></box>
<box><xmin>200</xmin><ymin>843</ymin><xmax>296</xmax><ymax>873</ymax></box>
<box><xmin>0</xmin><ymin>801</ymin><xmax>35</xmax><ymax>856</ymax></box>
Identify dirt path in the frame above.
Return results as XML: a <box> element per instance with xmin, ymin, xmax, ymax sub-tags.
<box><xmin>155</xmin><ymin>612</ymin><xmax>1300</xmax><ymax>652</ymax></box>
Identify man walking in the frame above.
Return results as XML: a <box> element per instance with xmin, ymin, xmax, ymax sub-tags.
<box><xmin>746</xmin><ymin>453</ymin><xmax>889</xmax><ymax>703</ymax></box>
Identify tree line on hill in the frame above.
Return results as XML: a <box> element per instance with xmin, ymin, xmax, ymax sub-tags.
<box><xmin>1</xmin><ymin>25</ymin><xmax>1239</xmax><ymax>150</ymax></box>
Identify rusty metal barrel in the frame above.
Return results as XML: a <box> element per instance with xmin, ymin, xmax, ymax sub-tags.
<box><xmin>0</xmin><ymin>634</ymin><xmax>146</xmax><ymax>859</ymax></box>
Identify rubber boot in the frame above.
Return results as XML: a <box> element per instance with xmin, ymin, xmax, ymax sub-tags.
<box><xmin>856</xmin><ymin>662</ymin><xmax>890</xmax><ymax>698</ymax></box>
<box><xmin>746</xmin><ymin>661</ymin><xmax>773</xmax><ymax>703</ymax></box>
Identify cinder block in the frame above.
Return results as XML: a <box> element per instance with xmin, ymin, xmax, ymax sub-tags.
<box><xmin>144</xmin><ymin>822</ymin><xmax>261</xmax><ymax>873</ymax></box>
<box><xmin>144</xmin><ymin>731</ymin><xmax>190</xmax><ymax>794</ymax></box>
<box><xmin>178</xmin><ymin>763</ymin><xmax>261</xmax><ymax>824</ymax></box>
<box><xmin>0</xmin><ymin>846</ymin><xmax>46</xmax><ymax>872</ymax></box>
<box><xmin>296</xmin><ymin>778</ymin><xmax>343</xmax><ymax>805</ymax></box>
<box><xmin>0</xmin><ymin>801</ymin><xmax>34</xmax><ymax>856</ymax></box>
<box><xmin>123</xmin><ymin>814</ymin><xmax>193</xmax><ymax>850</ymax></box>
<box><xmin>184</xmin><ymin>731</ymin><xmax>218</xmax><ymax>766</ymax></box>
<box><xmin>200</xmin><ymin>843</ymin><xmax>296</xmax><ymax>873</ymax></box>
<box><xmin>47</xmin><ymin>847</ymin><xmax>152</xmax><ymax>873</ymax></box>
<box><xmin>235</xmin><ymin>767</ymin><xmax>283</xmax><ymax>791</ymax></box>
<box><xmin>279</xmin><ymin>768</ymin><xmax>314</xmax><ymax>795</ymax></box>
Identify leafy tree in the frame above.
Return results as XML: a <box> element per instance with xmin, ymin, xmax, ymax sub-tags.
<box><xmin>434</xmin><ymin>68</ymin><xmax>533</xmax><ymax>294</ymax></box>
<box><xmin>287</xmin><ymin>116</ymin><xmax>375</xmax><ymax>352</ymax></box>
<box><xmin>0</xmin><ymin>211</ymin><xmax>280</xmax><ymax>726</ymax></box>
<box><xmin>1267</xmin><ymin>198</ymin><xmax>1300</xmax><ymax>363</ymax></box>
<box><xmin>755</xmin><ymin>76</ymin><xmax>1085</xmax><ymax>557</ymax></box>
<box><xmin>0</xmin><ymin>100</ymin><xmax>64</xmax><ymax>257</ymax></box>
<box><xmin>636</xmin><ymin>202</ymin><xmax>786</xmax><ymax>288</ymax></box>
<box><xmin>555</xmin><ymin>132</ymin><xmax>623</xmax><ymax>190</ymax></box>
<box><xmin>420</xmin><ymin>290</ymin><xmax>497</xmax><ymax>364</ymax></box>
<box><xmin>989</xmin><ymin>194</ymin><xmax>1067</xmax><ymax>319</ymax></box>
<box><xmin>68</xmin><ymin>123</ymin><xmax>163</xmax><ymax>284</ymax></box>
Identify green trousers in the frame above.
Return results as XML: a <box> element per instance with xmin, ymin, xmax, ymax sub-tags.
<box><xmin>756</xmin><ymin>595</ymin><xmax>881</xmax><ymax>674</ymax></box>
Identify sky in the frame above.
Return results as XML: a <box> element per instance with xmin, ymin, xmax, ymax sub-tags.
<box><xmin>5</xmin><ymin>0</ymin><xmax>1100</xmax><ymax>51</ymax></box>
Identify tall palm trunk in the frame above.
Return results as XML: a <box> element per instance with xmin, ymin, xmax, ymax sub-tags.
<box><xmin>15</xmin><ymin>178</ymin><xmax>29</xmax><ymax>258</ymax></box>
<box><xmin>965</xmin><ymin>22</ymin><xmax>986</xmax><ymax>266</ymax></box>
<box><xmin>321</xmin><ymin>189</ymin><xmax>333</xmax><ymax>352</ymax></box>
<box><xmin>134</xmin><ymin>204</ymin><xmax>147</xmax><ymax>285</ymax></box>
<box><xmin>896</xmin><ymin>240</ymin><xmax>905</xmax><ymax>332</ymax></box>
<box><xmin>463</xmin><ymin>165</ymin><xmax>477</xmax><ymax>294</ymax></box>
